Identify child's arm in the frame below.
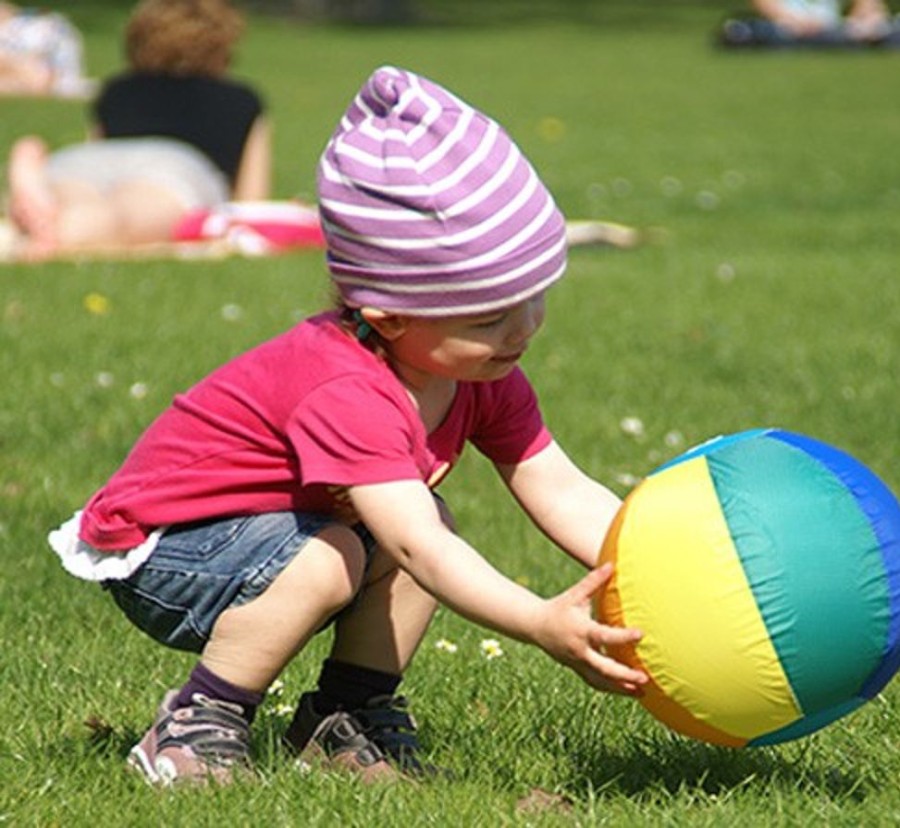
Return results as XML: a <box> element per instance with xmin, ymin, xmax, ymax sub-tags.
<box><xmin>349</xmin><ymin>480</ymin><xmax>647</xmax><ymax>695</ymax></box>
<box><xmin>497</xmin><ymin>440</ymin><xmax>621</xmax><ymax>569</ymax></box>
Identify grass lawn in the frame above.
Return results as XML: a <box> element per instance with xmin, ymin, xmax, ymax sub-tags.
<box><xmin>2</xmin><ymin>2</ymin><xmax>900</xmax><ymax>824</ymax></box>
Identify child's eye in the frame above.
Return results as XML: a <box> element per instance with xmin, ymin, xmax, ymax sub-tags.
<box><xmin>471</xmin><ymin>313</ymin><xmax>507</xmax><ymax>329</ymax></box>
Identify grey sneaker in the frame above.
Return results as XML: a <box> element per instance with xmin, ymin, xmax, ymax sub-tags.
<box><xmin>354</xmin><ymin>694</ymin><xmax>439</xmax><ymax>778</ymax></box>
<box><xmin>127</xmin><ymin>690</ymin><xmax>252</xmax><ymax>786</ymax></box>
<box><xmin>283</xmin><ymin>693</ymin><xmax>438</xmax><ymax>782</ymax></box>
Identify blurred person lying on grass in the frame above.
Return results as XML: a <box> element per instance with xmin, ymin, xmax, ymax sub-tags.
<box><xmin>720</xmin><ymin>0</ymin><xmax>900</xmax><ymax>46</ymax></box>
<box><xmin>3</xmin><ymin>0</ymin><xmax>269</xmax><ymax>262</ymax></box>
<box><xmin>0</xmin><ymin>2</ymin><xmax>94</xmax><ymax>98</ymax></box>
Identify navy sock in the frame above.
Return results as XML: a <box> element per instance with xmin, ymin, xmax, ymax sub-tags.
<box><xmin>311</xmin><ymin>658</ymin><xmax>401</xmax><ymax>714</ymax></box>
<box><xmin>174</xmin><ymin>662</ymin><xmax>265</xmax><ymax>723</ymax></box>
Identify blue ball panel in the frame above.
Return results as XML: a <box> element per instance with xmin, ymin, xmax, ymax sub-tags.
<box><xmin>771</xmin><ymin>431</ymin><xmax>900</xmax><ymax>699</ymax></box>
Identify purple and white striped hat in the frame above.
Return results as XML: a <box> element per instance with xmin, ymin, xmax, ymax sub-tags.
<box><xmin>317</xmin><ymin>66</ymin><xmax>567</xmax><ymax>317</ymax></box>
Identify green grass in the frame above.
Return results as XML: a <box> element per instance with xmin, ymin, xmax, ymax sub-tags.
<box><xmin>3</xmin><ymin>2</ymin><xmax>900</xmax><ymax>824</ymax></box>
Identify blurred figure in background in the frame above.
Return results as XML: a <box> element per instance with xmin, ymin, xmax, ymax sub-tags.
<box><xmin>0</xmin><ymin>2</ymin><xmax>95</xmax><ymax>98</ymax></box>
<box><xmin>4</xmin><ymin>0</ymin><xmax>270</xmax><ymax>261</ymax></box>
<box><xmin>720</xmin><ymin>0</ymin><xmax>900</xmax><ymax>47</ymax></box>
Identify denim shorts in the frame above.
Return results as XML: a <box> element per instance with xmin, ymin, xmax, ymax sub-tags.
<box><xmin>104</xmin><ymin>512</ymin><xmax>375</xmax><ymax>654</ymax></box>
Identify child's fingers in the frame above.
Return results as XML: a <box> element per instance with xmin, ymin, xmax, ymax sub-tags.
<box><xmin>555</xmin><ymin>563</ymin><xmax>612</xmax><ymax>607</ymax></box>
<box><xmin>582</xmin><ymin>645</ymin><xmax>647</xmax><ymax>688</ymax></box>
<box><xmin>581</xmin><ymin>619</ymin><xmax>647</xmax><ymax>693</ymax></box>
<box><xmin>573</xmin><ymin>654</ymin><xmax>647</xmax><ymax>696</ymax></box>
<box><xmin>563</xmin><ymin>566</ymin><xmax>643</xmax><ymax>646</ymax></box>
<box><xmin>540</xmin><ymin>566</ymin><xmax>647</xmax><ymax>695</ymax></box>
<box><xmin>589</xmin><ymin>621</ymin><xmax>642</xmax><ymax>649</ymax></box>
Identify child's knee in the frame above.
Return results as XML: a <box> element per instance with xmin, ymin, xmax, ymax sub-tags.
<box><xmin>255</xmin><ymin>522</ymin><xmax>366</xmax><ymax>618</ymax></box>
<box><xmin>310</xmin><ymin>523</ymin><xmax>368</xmax><ymax>606</ymax></box>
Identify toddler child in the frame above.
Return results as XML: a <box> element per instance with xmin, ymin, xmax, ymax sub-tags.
<box><xmin>49</xmin><ymin>65</ymin><xmax>647</xmax><ymax>786</ymax></box>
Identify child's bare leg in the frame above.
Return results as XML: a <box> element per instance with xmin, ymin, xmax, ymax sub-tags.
<box><xmin>329</xmin><ymin>551</ymin><xmax>439</xmax><ymax>674</ymax></box>
<box><xmin>283</xmin><ymin>509</ymin><xmax>450</xmax><ymax>777</ymax></box>
<box><xmin>200</xmin><ymin>523</ymin><xmax>367</xmax><ymax>693</ymax></box>
<box><xmin>328</xmin><ymin>498</ymin><xmax>453</xmax><ymax>673</ymax></box>
<box><xmin>126</xmin><ymin>523</ymin><xmax>367</xmax><ymax>786</ymax></box>
<box><xmin>282</xmin><ymin>504</ymin><xmax>453</xmax><ymax>777</ymax></box>
<box><xmin>7</xmin><ymin>136</ymin><xmax>58</xmax><ymax>256</ymax></box>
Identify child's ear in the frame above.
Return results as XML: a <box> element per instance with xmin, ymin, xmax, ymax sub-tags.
<box><xmin>359</xmin><ymin>307</ymin><xmax>409</xmax><ymax>341</ymax></box>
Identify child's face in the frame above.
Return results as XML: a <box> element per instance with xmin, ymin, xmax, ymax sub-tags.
<box><xmin>384</xmin><ymin>293</ymin><xmax>547</xmax><ymax>384</ymax></box>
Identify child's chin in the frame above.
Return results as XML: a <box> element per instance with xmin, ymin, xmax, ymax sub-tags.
<box><xmin>482</xmin><ymin>359</ymin><xmax>520</xmax><ymax>378</ymax></box>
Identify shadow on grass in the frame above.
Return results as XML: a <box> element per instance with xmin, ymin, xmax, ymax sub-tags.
<box><xmin>50</xmin><ymin>706</ymin><xmax>868</xmax><ymax>806</ymax></box>
<box><xmin>564</xmin><ymin>733</ymin><xmax>868</xmax><ymax>803</ymax></box>
<box><xmin>49</xmin><ymin>715</ymin><xmax>144</xmax><ymax>764</ymax></box>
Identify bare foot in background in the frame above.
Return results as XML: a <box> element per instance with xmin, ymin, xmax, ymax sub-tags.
<box><xmin>8</xmin><ymin>136</ymin><xmax>58</xmax><ymax>259</ymax></box>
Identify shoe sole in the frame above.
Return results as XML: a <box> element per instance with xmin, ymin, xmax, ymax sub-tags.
<box><xmin>127</xmin><ymin>745</ymin><xmax>163</xmax><ymax>786</ymax></box>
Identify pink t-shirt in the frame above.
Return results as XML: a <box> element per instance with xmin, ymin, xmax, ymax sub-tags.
<box><xmin>80</xmin><ymin>311</ymin><xmax>551</xmax><ymax>550</ymax></box>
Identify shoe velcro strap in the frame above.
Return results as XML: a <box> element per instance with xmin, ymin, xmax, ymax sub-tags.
<box><xmin>371</xmin><ymin>729</ymin><xmax>420</xmax><ymax>756</ymax></box>
<box><xmin>318</xmin><ymin>714</ymin><xmax>388</xmax><ymax>767</ymax></box>
<box><xmin>360</xmin><ymin>707</ymin><xmax>414</xmax><ymax>729</ymax></box>
<box><xmin>158</xmin><ymin>699</ymin><xmax>251</xmax><ymax>764</ymax></box>
<box><xmin>164</xmin><ymin>733</ymin><xmax>250</xmax><ymax>765</ymax></box>
<box><xmin>181</xmin><ymin>705</ymin><xmax>249</xmax><ymax>731</ymax></box>
<box><xmin>357</xmin><ymin>698</ymin><xmax>446</xmax><ymax>777</ymax></box>
<box><xmin>357</xmin><ymin>705</ymin><xmax>422</xmax><ymax>757</ymax></box>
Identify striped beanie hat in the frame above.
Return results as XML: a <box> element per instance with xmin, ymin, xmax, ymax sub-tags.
<box><xmin>317</xmin><ymin>66</ymin><xmax>567</xmax><ymax>317</ymax></box>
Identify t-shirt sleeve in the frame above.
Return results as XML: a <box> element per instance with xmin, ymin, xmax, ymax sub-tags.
<box><xmin>286</xmin><ymin>376</ymin><xmax>424</xmax><ymax>487</ymax></box>
<box><xmin>469</xmin><ymin>368</ymin><xmax>552</xmax><ymax>465</ymax></box>
<box><xmin>238</xmin><ymin>81</ymin><xmax>265</xmax><ymax>118</ymax></box>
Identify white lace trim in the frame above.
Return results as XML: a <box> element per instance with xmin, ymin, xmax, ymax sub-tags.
<box><xmin>47</xmin><ymin>511</ymin><xmax>164</xmax><ymax>581</ymax></box>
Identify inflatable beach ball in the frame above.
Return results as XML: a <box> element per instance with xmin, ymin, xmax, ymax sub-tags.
<box><xmin>597</xmin><ymin>428</ymin><xmax>900</xmax><ymax>747</ymax></box>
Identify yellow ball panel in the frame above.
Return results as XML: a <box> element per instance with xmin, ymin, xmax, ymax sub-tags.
<box><xmin>600</xmin><ymin>457</ymin><xmax>802</xmax><ymax>740</ymax></box>
<box><xmin>637</xmin><ymin>678</ymin><xmax>748</xmax><ymax>747</ymax></box>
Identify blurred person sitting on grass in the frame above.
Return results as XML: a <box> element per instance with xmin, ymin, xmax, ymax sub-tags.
<box><xmin>0</xmin><ymin>2</ymin><xmax>94</xmax><ymax>98</ymax></box>
<box><xmin>3</xmin><ymin>0</ymin><xmax>269</xmax><ymax>262</ymax></box>
<box><xmin>48</xmin><ymin>65</ymin><xmax>648</xmax><ymax>786</ymax></box>
<box><xmin>720</xmin><ymin>0</ymin><xmax>899</xmax><ymax>46</ymax></box>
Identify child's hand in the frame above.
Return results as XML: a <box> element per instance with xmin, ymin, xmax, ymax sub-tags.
<box><xmin>533</xmin><ymin>563</ymin><xmax>648</xmax><ymax>696</ymax></box>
